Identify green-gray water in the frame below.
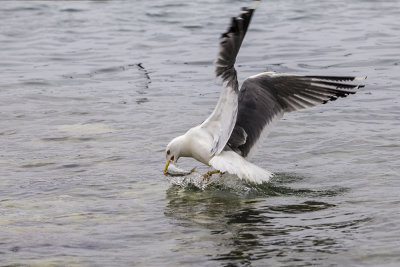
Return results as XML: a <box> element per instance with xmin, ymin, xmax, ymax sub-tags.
<box><xmin>1</xmin><ymin>1</ymin><xmax>399</xmax><ymax>266</ymax></box>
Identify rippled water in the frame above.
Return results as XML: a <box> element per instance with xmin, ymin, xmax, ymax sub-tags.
<box><xmin>1</xmin><ymin>0</ymin><xmax>399</xmax><ymax>266</ymax></box>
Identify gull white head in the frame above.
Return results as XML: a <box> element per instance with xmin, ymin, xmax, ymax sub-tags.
<box><xmin>164</xmin><ymin>135</ymin><xmax>184</xmax><ymax>175</ymax></box>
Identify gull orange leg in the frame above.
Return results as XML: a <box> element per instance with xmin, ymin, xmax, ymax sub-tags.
<box><xmin>202</xmin><ymin>170</ymin><xmax>221</xmax><ymax>180</ymax></box>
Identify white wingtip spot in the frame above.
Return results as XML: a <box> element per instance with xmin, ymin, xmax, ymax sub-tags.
<box><xmin>354</xmin><ymin>76</ymin><xmax>367</xmax><ymax>80</ymax></box>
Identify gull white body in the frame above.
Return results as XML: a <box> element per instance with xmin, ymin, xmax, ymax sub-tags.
<box><xmin>172</xmin><ymin>120</ymin><xmax>274</xmax><ymax>184</ymax></box>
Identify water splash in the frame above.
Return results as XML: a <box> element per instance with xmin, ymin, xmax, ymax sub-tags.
<box><xmin>166</xmin><ymin>172</ymin><xmax>348</xmax><ymax>199</ymax></box>
<box><xmin>166</xmin><ymin>172</ymin><xmax>212</xmax><ymax>190</ymax></box>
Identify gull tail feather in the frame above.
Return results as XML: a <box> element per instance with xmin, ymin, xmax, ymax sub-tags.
<box><xmin>209</xmin><ymin>151</ymin><xmax>273</xmax><ymax>184</ymax></box>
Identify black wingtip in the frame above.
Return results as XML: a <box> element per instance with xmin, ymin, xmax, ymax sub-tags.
<box><xmin>315</xmin><ymin>80</ymin><xmax>362</xmax><ymax>90</ymax></box>
<box><xmin>305</xmin><ymin>75</ymin><xmax>359</xmax><ymax>82</ymax></box>
<box><xmin>215</xmin><ymin>0</ymin><xmax>260</xmax><ymax>84</ymax></box>
<box><xmin>305</xmin><ymin>75</ymin><xmax>367</xmax><ymax>83</ymax></box>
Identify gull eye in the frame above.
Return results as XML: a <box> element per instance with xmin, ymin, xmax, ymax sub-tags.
<box><xmin>167</xmin><ymin>150</ymin><xmax>170</xmax><ymax>155</ymax></box>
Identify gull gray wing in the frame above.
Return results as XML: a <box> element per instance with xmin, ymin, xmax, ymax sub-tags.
<box><xmin>226</xmin><ymin>72</ymin><xmax>366</xmax><ymax>157</ymax></box>
<box><xmin>201</xmin><ymin>1</ymin><xmax>259</xmax><ymax>156</ymax></box>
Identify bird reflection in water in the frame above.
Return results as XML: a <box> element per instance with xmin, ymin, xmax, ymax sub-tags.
<box><xmin>164</xmin><ymin>173</ymin><xmax>370</xmax><ymax>266</ymax></box>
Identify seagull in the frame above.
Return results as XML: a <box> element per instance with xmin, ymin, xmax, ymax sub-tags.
<box><xmin>163</xmin><ymin>0</ymin><xmax>365</xmax><ymax>184</ymax></box>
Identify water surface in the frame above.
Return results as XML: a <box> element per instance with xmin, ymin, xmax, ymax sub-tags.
<box><xmin>1</xmin><ymin>0</ymin><xmax>399</xmax><ymax>266</ymax></box>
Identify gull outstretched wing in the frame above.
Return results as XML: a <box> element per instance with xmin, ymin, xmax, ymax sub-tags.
<box><xmin>201</xmin><ymin>1</ymin><xmax>259</xmax><ymax>156</ymax></box>
<box><xmin>226</xmin><ymin>73</ymin><xmax>366</xmax><ymax>158</ymax></box>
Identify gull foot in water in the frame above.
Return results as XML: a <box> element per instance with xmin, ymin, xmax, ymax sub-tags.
<box><xmin>202</xmin><ymin>170</ymin><xmax>221</xmax><ymax>181</ymax></box>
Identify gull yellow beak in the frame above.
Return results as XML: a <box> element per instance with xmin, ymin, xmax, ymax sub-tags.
<box><xmin>164</xmin><ymin>160</ymin><xmax>170</xmax><ymax>176</ymax></box>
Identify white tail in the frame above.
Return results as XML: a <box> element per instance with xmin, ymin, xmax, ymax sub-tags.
<box><xmin>209</xmin><ymin>150</ymin><xmax>273</xmax><ymax>184</ymax></box>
